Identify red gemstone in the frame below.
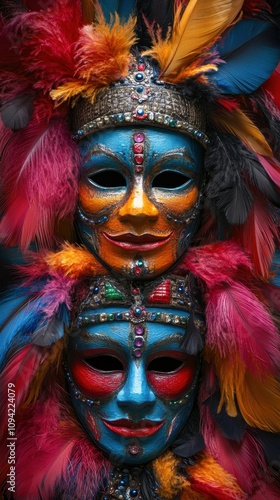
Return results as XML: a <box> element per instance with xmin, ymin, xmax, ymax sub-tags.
<box><xmin>134</xmin><ymin>266</ymin><xmax>142</xmax><ymax>276</ymax></box>
<box><xmin>138</xmin><ymin>63</ymin><xmax>145</xmax><ymax>71</ymax></box>
<box><xmin>135</xmin><ymin>155</ymin><xmax>143</xmax><ymax>165</ymax></box>
<box><xmin>135</xmin><ymin>166</ymin><xmax>143</xmax><ymax>173</ymax></box>
<box><xmin>133</xmin><ymin>143</ymin><xmax>144</xmax><ymax>153</ymax></box>
<box><xmin>132</xmin><ymin>288</ymin><xmax>140</xmax><ymax>295</ymax></box>
<box><xmin>148</xmin><ymin>280</ymin><xmax>171</xmax><ymax>304</ymax></box>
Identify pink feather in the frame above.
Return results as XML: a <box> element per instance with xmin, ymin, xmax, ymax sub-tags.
<box><xmin>0</xmin><ymin>117</ymin><xmax>80</xmax><ymax>249</ymax></box>
<box><xmin>175</xmin><ymin>241</ymin><xmax>252</xmax><ymax>288</ymax></box>
<box><xmin>13</xmin><ymin>383</ymin><xmax>110</xmax><ymax>499</ymax></box>
<box><xmin>200</xmin><ymin>394</ymin><xmax>267</xmax><ymax>495</ymax></box>
<box><xmin>256</xmin><ymin>154</ymin><xmax>280</xmax><ymax>189</ymax></box>
<box><xmin>206</xmin><ymin>282</ymin><xmax>279</xmax><ymax>375</ymax></box>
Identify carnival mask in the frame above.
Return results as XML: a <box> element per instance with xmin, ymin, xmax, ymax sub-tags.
<box><xmin>66</xmin><ymin>276</ymin><xmax>204</xmax><ymax>465</ymax></box>
<box><xmin>76</xmin><ymin>127</ymin><xmax>204</xmax><ymax>278</ymax></box>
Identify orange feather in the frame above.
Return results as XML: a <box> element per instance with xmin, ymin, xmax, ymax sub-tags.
<box><xmin>145</xmin><ymin>0</ymin><xmax>243</xmax><ymax>79</ymax></box>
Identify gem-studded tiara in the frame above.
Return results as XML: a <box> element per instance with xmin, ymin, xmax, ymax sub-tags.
<box><xmin>70</xmin><ymin>274</ymin><xmax>205</xmax><ymax>359</ymax></box>
<box><xmin>71</xmin><ymin>57</ymin><xmax>209</xmax><ymax>147</ymax></box>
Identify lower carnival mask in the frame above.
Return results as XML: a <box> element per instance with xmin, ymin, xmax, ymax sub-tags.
<box><xmin>66</xmin><ymin>275</ymin><xmax>204</xmax><ymax>466</ymax></box>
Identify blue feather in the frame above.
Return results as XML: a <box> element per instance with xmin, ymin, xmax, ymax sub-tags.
<box><xmin>271</xmin><ymin>248</ymin><xmax>280</xmax><ymax>287</ymax></box>
<box><xmin>208</xmin><ymin>20</ymin><xmax>280</xmax><ymax>94</ymax></box>
<box><xmin>0</xmin><ymin>291</ymin><xmax>44</xmax><ymax>368</ymax></box>
<box><xmin>99</xmin><ymin>0</ymin><xmax>137</xmax><ymax>22</ymax></box>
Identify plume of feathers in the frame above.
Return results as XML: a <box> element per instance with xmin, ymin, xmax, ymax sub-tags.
<box><xmin>208</xmin><ymin>20</ymin><xmax>280</xmax><ymax>95</ymax></box>
<box><xmin>0</xmin><ymin>118</ymin><xmax>80</xmax><ymax>249</ymax></box>
<box><xmin>1</xmin><ymin>381</ymin><xmax>110</xmax><ymax>498</ymax></box>
<box><xmin>144</xmin><ymin>0</ymin><xmax>244</xmax><ymax>80</ymax></box>
<box><xmin>50</xmin><ymin>8</ymin><xmax>137</xmax><ymax>105</ymax></box>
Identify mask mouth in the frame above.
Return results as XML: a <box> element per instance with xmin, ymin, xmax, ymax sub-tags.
<box><xmin>102</xmin><ymin>418</ymin><xmax>165</xmax><ymax>437</ymax></box>
<box><xmin>102</xmin><ymin>232</ymin><xmax>173</xmax><ymax>251</ymax></box>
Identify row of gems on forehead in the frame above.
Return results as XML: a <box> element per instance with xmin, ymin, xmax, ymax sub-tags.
<box><xmin>131</xmin><ymin>58</ymin><xmax>150</xmax><ymax>122</ymax></box>
<box><xmin>133</xmin><ymin>132</ymin><xmax>145</xmax><ymax>174</ymax></box>
<box><xmin>130</xmin><ymin>287</ymin><xmax>147</xmax><ymax>358</ymax></box>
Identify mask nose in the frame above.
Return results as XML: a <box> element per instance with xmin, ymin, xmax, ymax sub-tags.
<box><xmin>116</xmin><ymin>362</ymin><xmax>156</xmax><ymax>418</ymax></box>
<box><xmin>118</xmin><ymin>179</ymin><xmax>159</xmax><ymax>222</ymax></box>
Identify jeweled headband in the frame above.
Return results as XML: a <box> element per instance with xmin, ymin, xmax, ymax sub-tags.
<box><xmin>71</xmin><ymin>57</ymin><xmax>209</xmax><ymax>147</ymax></box>
<box><xmin>70</xmin><ymin>274</ymin><xmax>205</xmax><ymax>359</ymax></box>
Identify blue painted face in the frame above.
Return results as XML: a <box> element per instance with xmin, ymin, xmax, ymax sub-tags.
<box><xmin>67</xmin><ymin>307</ymin><xmax>200</xmax><ymax>464</ymax></box>
<box><xmin>76</xmin><ymin>127</ymin><xmax>205</xmax><ymax>278</ymax></box>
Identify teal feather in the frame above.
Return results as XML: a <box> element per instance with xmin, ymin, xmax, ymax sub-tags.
<box><xmin>209</xmin><ymin>20</ymin><xmax>280</xmax><ymax>94</ymax></box>
<box><xmin>100</xmin><ymin>0</ymin><xmax>137</xmax><ymax>22</ymax></box>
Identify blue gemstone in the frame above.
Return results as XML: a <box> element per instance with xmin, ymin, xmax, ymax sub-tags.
<box><xmin>119</xmin><ymin>478</ymin><xmax>128</xmax><ymax>486</ymax></box>
<box><xmin>134</xmin><ymin>307</ymin><xmax>142</xmax><ymax>316</ymax></box>
<box><xmin>93</xmin><ymin>286</ymin><xmax>99</xmax><ymax>294</ymax></box>
<box><xmin>116</xmin><ymin>313</ymin><xmax>123</xmax><ymax>320</ymax></box>
<box><xmin>137</xmin><ymin>85</ymin><xmax>144</xmax><ymax>93</ymax></box>
<box><xmin>197</xmin><ymin>132</ymin><xmax>203</xmax><ymax>138</ymax></box>
<box><xmin>150</xmin><ymin>313</ymin><xmax>156</xmax><ymax>321</ymax></box>
<box><xmin>178</xmin><ymin>285</ymin><xmax>184</xmax><ymax>294</ymax></box>
<box><xmin>135</xmin><ymin>73</ymin><xmax>144</xmax><ymax>81</ymax></box>
<box><xmin>130</xmin><ymin>489</ymin><xmax>138</xmax><ymax>498</ymax></box>
<box><xmin>136</xmin><ymin>108</ymin><xmax>144</xmax><ymax>116</ymax></box>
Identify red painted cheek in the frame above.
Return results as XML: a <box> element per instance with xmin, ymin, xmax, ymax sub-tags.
<box><xmin>71</xmin><ymin>357</ymin><xmax>125</xmax><ymax>399</ymax></box>
<box><xmin>147</xmin><ymin>357</ymin><xmax>197</xmax><ymax>399</ymax></box>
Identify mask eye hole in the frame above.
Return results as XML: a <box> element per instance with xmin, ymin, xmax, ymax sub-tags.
<box><xmin>147</xmin><ymin>357</ymin><xmax>184</xmax><ymax>373</ymax></box>
<box><xmin>152</xmin><ymin>171</ymin><xmax>191</xmax><ymax>189</ymax></box>
<box><xmin>85</xmin><ymin>355</ymin><xmax>124</xmax><ymax>372</ymax></box>
<box><xmin>88</xmin><ymin>170</ymin><xmax>126</xmax><ymax>188</ymax></box>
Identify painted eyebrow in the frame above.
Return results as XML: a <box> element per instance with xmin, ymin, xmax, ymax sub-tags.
<box><xmin>79</xmin><ymin>330</ymin><xmax>184</xmax><ymax>347</ymax></box>
<box><xmin>153</xmin><ymin>148</ymin><xmax>195</xmax><ymax>165</ymax></box>
<box><xmin>84</xmin><ymin>144</ymin><xmax>124</xmax><ymax>164</ymax></box>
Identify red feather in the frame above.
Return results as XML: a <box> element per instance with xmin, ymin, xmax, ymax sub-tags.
<box><xmin>200</xmin><ymin>399</ymin><xmax>267</xmax><ymax>495</ymax></box>
<box><xmin>0</xmin><ymin>346</ymin><xmax>44</xmax><ymax>436</ymax></box>
<box><xmin>233</xmin><ymin>194</ymin><xmax>279</xmax><ymax>278</ymax></box>
<box><xmin>206</xmin><ymin>282</ymin><xmax>279</xmax><ymax>376</ymax></box>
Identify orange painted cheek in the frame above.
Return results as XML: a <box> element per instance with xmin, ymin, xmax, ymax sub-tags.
<box><xmin>154</xmin><ymin>186</ymin><xmax>199</xmax><ymax>213</ymax></box>
<box><xmin>79</xmin><ymin>185</ymin><xmax>123</xmax><ymax>213</ymax></box>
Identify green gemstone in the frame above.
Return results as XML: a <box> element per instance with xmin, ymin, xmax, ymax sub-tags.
<box><xmin>137</xmin><ymin>260</ymin><xmax>144</xmax><ymax>267</ymax></box>
<box><xmin>156</xmin><ymin>312</ymin><xmax>161</xmax><ymax>320</ymax></box>
<box><xmin>104</xmin><ymin>281</ymin><xmax>125</xmax><ymax>301</ymax></box>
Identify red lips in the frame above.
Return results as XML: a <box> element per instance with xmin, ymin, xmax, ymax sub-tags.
<box><xmin>102</xmin><ymin>418</ymin><xmax>164</xmax><ymax>437</ymax></box>
<box><xmin>103</xmin><ymin>232</ymin><xmax>172</xmax><ymax>251</ymax></box>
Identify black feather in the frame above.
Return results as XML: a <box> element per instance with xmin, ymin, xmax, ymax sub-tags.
<box><xmin>1</xmin><ymin>95</ymin><xmax>34</xmax><ymax>131</ymax></box>
<box><xmin>172</xmin><ymin>434</ymin><xmax>205</xmax><ymax>458</ymax></box>
<box><xmin>0</xmin><ymin>0</ymin><xmax>26</xmax><ymax>18</ymax></box>
<box><xmin>136</xmin><ymin>0</ymin><xmax>174</xmax><ymax>49</ymax></box>
<box><xmin>180</xmin><ymin>310</ymin><xmax>204</xmax><ymax>355</ymax></box>
<box><xmin>205</xmin><ymin>132</ymin><xmax>280</xmax><ymax>225</ymax></box>
<box><xmin>140</xmin><ymin>467</ymin><xmax>160</xmax><ymax>500</ymax></box>
<box><xmin>206</xmin><ymin>392</ymin><xmax>247</xmax><ymax>441</ymax></box>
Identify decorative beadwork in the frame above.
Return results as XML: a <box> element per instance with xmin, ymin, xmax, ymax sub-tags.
<box><xmin>122</xmin><ymin>255</ymin><xmax>154</xmax><ymax>278</ymax></box>
<box><xmin>64</xmin><ymin>366</ymin><xmax>99</xmax><ymax>407</ymax></box>
<box><xmin>71</xmin><ymin>57</ymin><xmax>209</xmax><ymax>147</ymax></box>
<box><xmin>77</xmin><ymin>206</ymin><xmax>109</xmax><ymax>226</ymax></box>
<box><xmin>101</xmin><ymin>466</ymin><xmax>145</xmax><ymax>500</ymax></box>
<box><xmin>73</xmin><ymin>310</ymin><xmax>190</xmax><ymax>328</ymax></box>
<box><xmin>73</xmin><ymin>111</ymin><xmax>209</xmax><ymax>147</ymax></box>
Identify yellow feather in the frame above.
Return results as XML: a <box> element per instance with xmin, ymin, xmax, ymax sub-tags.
<box><xmin>153</xmin><ymin>451</ymin><xmax>189</xmax><ymax>499</ymax></box>
<box><xmin>205</xmin><ymin>348</ymin><xmax>280</xmax><ymax>431</ymax></box>
<box><xmin>210</xmin><ymin>107</ymin><xmax>273</xmax><ymax>156</ymax></box>
<box><xmin>50</xmin><ymin>82</ymin><xmax>100</xmax><ymax>106</ymax></box>
<box><xmin>145</xmin><ymin>0</ymin><xmax>243</xmax><ymax>78</ymax></box>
